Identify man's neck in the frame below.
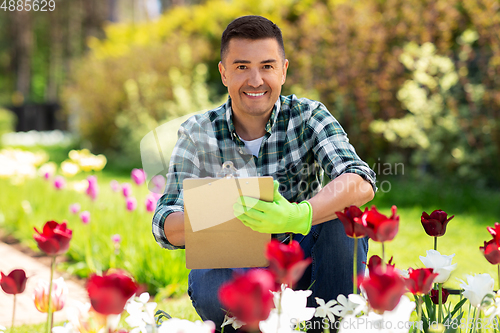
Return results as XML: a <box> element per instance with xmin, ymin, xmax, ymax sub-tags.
<box><xmin>233</xmin><ymin>112</ymin><xmax>269</xmax><ymax>141</ymax></box>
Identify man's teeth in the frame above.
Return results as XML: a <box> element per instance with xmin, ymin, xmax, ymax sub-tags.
<box><xmin>246</xmin><ymin>92</ymin><xmax>265</xmax><ymax>97</ymax></box>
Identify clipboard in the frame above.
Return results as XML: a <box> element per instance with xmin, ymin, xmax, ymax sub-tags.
<box><xmin>183</xmin><ymin>162</ymin><xmax>274</xmax><ymax>269</ymax></box>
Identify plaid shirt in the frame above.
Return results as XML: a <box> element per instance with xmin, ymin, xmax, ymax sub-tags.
<box><xmin>152</xmin><ymin>94</ymin><xmax>376</xmax><ymax>250</ymax></box>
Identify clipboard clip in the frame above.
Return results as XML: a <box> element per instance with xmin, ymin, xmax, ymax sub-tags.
<box><xmin>216</xmin><ymin>161</ymin><xmax>240</xmax><ymax>178</ymax></box>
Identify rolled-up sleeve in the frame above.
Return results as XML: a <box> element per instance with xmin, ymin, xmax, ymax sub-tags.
<box><xmin>308</xmin><ymin>105</ymin><xmax>377</xmax><ymax>193</ymax></box>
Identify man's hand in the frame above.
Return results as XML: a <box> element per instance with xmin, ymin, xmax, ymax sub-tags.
<box><xmin>233</xmin><ymin>181</ymin><xmax>313</xmax><ymax>235</ymax></box>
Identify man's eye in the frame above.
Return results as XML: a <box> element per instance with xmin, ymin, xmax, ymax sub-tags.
<box><xmin>237</xmin><ymin>65</ymin><xmax>247</xmax><ymax>70</ymax></box>
<box><xmin>263</xmin><ymin>65</ymin><xmax>273</xmax><ymax>69</ymax></box>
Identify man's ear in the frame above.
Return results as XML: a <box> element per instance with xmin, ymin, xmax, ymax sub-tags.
<box><xmin>218</xmin><ymin>61</ymin><xmax>228</xmax><ymax>87</ymax></box>
<box><xmin>281</xmin><ymin>59</ymin><xmax>289</xmax><ymax>85</ymax></box>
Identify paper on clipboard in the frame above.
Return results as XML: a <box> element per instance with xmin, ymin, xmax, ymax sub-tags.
<box><xmin>183</xmin><ymin>171</ymin><xmax>273</xmax><ymax>269</ymax></box>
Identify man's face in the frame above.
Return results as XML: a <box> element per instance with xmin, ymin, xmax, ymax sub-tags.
<box><xmin>219</xmin><ymin>38</ymin><xmax>288</xmax><ymax>121</ymax></box>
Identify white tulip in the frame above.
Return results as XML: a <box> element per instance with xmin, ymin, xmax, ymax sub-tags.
<box><xmin>459</xmin><ymin>273</ymin><xmax>495</xmax><ymax>308</ymax></box>
<box><xmin>419</xmin><ymin>250</ymin><xmax>457</xmax><ymax>283</ymax></box>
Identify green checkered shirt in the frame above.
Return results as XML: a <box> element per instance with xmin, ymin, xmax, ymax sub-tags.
<box><xmin>153</xmin><ymin>94</ymin><xmax>376</xmax><ymax>250</ymax></box>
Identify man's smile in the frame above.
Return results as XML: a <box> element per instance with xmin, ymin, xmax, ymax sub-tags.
<box><xmin>244</xmin><ymin>92</ymin><xmax>267</xmax><ymax>97</ymax></box>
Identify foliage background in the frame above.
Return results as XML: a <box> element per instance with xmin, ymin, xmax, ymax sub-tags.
<box><xmin>52</xmin><ymin>0</ymin><xmax>500</xmax><ymax>183</ymax></box>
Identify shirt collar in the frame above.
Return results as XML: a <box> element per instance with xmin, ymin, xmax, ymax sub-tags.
<box><xmin>225</xmin><ymin>97</ymin><xmax>281</xmax><ymax>139</ymax></box>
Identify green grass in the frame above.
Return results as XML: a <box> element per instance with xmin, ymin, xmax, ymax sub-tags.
<box><xmin>0</xmin><ymin>168</ymin><xmax>189</xmax><ymax>297</ymax></box>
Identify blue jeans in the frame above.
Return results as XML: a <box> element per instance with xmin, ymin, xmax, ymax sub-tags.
<box><xmin>187</xmin><ymin>218</ymin><xmax>369</xmax><ymax>332</ymax></box>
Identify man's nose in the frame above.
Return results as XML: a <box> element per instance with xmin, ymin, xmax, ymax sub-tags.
<box><xmin>247</xmin><ymin>69</ymin><xmax>264</xmax><ymax>88</ymax></box>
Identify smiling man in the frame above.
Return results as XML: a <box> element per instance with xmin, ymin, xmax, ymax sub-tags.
<box><xmin>152</xmin><ymin>15</ymin><xmax>377</xmax><ymax>332</ymax></box>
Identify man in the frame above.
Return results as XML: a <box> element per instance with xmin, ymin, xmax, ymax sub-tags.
<box><xmin>152</xmin><ymin>15</ymin><xmax>376</xmax><ymax>332</ymax></box>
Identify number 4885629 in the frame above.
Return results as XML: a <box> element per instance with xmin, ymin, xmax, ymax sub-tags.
<box><xmin>1</xmin><ymin>0</ymin><xmax>56</xmax><ymax>11</ymax></box>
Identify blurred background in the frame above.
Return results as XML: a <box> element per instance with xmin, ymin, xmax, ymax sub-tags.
<box><xmin>0</xmin><ymin>0</ymin><xmax>498</xmax><ymax>183</ymax></box>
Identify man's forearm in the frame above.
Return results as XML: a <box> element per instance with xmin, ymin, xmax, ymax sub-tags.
<box><xmin>308</xmin><ymin>173</ymin><xmax>374</xmax><ymax>225</ymax></box>
<box><xmin>164</xmin><ymin>211</ymin><xmax>185</xmax><ymax>247</ymax></box>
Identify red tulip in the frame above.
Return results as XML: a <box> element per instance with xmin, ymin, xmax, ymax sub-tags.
<box><xmin>487</xmin><ymin>222</ymin><xmax>500</xmax><ymax>243</ymax></box>
<box><xmin>265</xmin><ymin>239</ymin><xmax>311</xmax><ymax>287</ymax></box>
<box><xmin>0</xmin><ymin>269</ymin><xmax>27</xmax><ymax>295</ymax></box>
<box><xmin>430</xmin><ymin>288</ymin><xmax>450</xmax><ymax>304</ymax></box>
<box><xmin>336</xmin><ymin>206</ymin><xmax>368</xmax><ymax>238</ymax></box>
<box><xmin>366</xmin><ymin>255</ymin><xmax>395</xmax><ymax>275</ymax></box>
<box><xmin>405</xmin><ymin>268</ymin><xmax>438</xmax><ymax>295</ymax></box>
<box><xmin>362</xmin><ymin>206</ymin><xmax>399</xmax><ymax>242</ymax></box>
<box><xmin>33</xmin><ymin>221</ymin><xmax>73</xmax><ymax>256</ymax></box>
<box><xmin>421</xmin><ymin>210</ymin><xmax>454</xmax><ymax>237</ymax></box>
<box><xmin>218</xmin><ymin>269</ymin><xmax>275</xmax><ymax>330</ymax></box>
<box><xmin>87</xmin><ymin>270</ymin><xmax>138</xmax><ymax>315</ymax></box>
<box><xmin>360</xmin><ymin>264</ymin><xmax>406</xmax><ymax>313</ymax></box>
<box><xmin>480</xmin><ymin>239</ymin><xmax>500</xmax><ymax>265</ymax></box>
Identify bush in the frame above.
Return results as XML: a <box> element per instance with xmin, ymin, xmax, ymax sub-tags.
<box><xmin>62</xmin><ymin>0</ymin><xmax>500</xmax><ymax>183</ymax></box>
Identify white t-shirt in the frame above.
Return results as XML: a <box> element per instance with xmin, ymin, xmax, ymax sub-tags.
<box><xmin>240</xmin><ymin>136</ymin><xmax>265</xmax><ymax>157</ymax></box>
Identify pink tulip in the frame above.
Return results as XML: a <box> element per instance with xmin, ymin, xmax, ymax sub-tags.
<box><xmin>69</xmin><ymin>203</ymin><xmax>81</xmax><ymax>214</ymax></box>
<box><xmin>110</xmin><ymin>180</ymin><xmax>120</xmax><ymax>192</ymax></box>
<box><xmin>80</xmin><ymin>211</ymin><xmax>91</xmax><ymax>224</ymax></box>
<box><xmin>151</xmin><ymin>175</ymin><xmax>166</xmax><ymax>193</ymax></box>
<box><xmin>145</xmin><ymin>193</ymin><xmax>161</xmax><ymax>213</ymax></box>
<box><xmin>33</xmin><ymin>277</ymin><xmax>68</xmax><ymax>313</ymax></box>
<box><xmin>54</xmin><ymin>176</ymin><xmax>65</xmax><ymax>190</ymax></box>
<box><xmin>86</xmin><ymin>175</ymin><xmax>99</xmax><ymax>201</ymax></box>
<box><xmin>122</xmin><ymin>183</ymin><xmax>132</xmax><ymax>198</ymax></box>
<box><xmin>131</xmin><ymin>169</ymin><xmax>146</xmax><ymax>186</ymax></box>
<box><xmin>126</xmin><ymin>197</ymin><xmax>137</xmax><ymax>211</ymax></box>
<box><xmin>43</xmin><ymin>172</ymin><xmax>51</xmax><ymax>180</ymax></box>
<box><xmin>111</xmin><ymin>234</ymin><xmax>121</xmax><ymax>243</ymax></box>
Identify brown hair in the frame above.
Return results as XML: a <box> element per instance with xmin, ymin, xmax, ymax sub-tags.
<box><xmin>220</xmin><ymin>15</ymin><xmax>285</xmax><ymax>61</ymax></box>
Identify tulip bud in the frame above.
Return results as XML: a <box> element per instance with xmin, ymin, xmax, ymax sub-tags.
<box><xmin>131</xmin><ymin>169</ymin><xmax>146</xmax><ymax>186</ymax></box>
<box><xmin>33</xmin><ymin>277</ymin><xmax>68</xmax><ymax>313</ymax></box>
<box><xmin>69</xmin><ymin>203</ymin><xmax>81</xmax><ymax>214</ymax></box>
<box><xmin>421</xmin><ymin>210</ymin><xmax>454</xmax><ymax>237</ymax></box>
<box><xmin>126</xmin><ymin>197</ymin><xmax>137</xmax><ymax>211</ymax></box>
<box><xmin>362</xmin><ymin>205</ymin><xmax>399</xmax><ymax>242</ymax></box>
<box><xmin>80</xmin><ymin>211</ymin><xmax>91</xmax><ymax>224</ymax></box>
<box><xmin>122</xmin><ymin>183</ymin><xmax>132</xmax><ymax>198</ymax></box>
<box><xmin>54</xmin><ymin>176</ymin><xmax>66</xmax><ymax>190</ymax></box>
<box><xmin>430</xmin><ymin>288</ymin><xmax>450</xmax><ymax>305</ymax></box>
<box><xmin>0</xmin><ymin>269</ymin><xmax>28</xmax><ymax>295</ymax></box>
<box><xmin>336</xmin><ymin>205</ymin><xmax>368</xmax><ymax>238</ymax></box>
<box><xmin>33</xmin><ymin>221</ymin><xmax>73</xmax><ymax>256</ymax></box>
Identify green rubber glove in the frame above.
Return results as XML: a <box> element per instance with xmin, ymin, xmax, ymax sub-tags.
<box><xmin>233</xmin><ymin>180</ymin><xmax>313</xmax><ymax>235</ymax></box>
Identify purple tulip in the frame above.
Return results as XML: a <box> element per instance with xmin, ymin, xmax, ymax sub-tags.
<box><xmin>86</xmin><ymin>176</ymin><xmax>99</xmax><ymax>201</ymax></box>
<box><xmin>54</xmin><ymin>176</ymin><xmax>66</xmax><ymax>190</ymax></box>
<box><xmin>131</xmin><ymin>169</ymin><xmax>146</xmax><ymax>186</ymax></box>
<box><xmin>69</xmin><ymin>203</ymin><xmax>81</xmax><ymax>214</ymax></box>
<box><xmin>110</xmin><ymin>180</ymin><xmax>120</xmax><ymax>192</ymax></box>
<box><xmin>126</xmin><ymin>197</ymin><xmax>137</xmax><ymax>211</ymax></box>
<box><xmin>80</xmin><ymin>211</ymin><xmax>91</xmax><ymax>224</ymax></box>
<box><xmin>122</xmin><ymin>183</ymin><xmax>132</xmax><ymax>198</ymax></box>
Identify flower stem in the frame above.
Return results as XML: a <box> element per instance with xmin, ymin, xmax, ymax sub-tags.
<box><xmin>416</xmin><ymin>296</ymin><xmax>422</xmax><ymax>333</ymax></box>
<box><xmin>438</xmin><ymin>283</ymin><xmax>443</xmax><ymax>324</ymax></box>
<box><xmin>11</xmin><ymin>295</ymin><xmax>16</xmax><ymax>333</ymax></box>
<box><xmin>46</xmin><ymin>256</ymin><xmax>56</xmax><ymax>333</ymax></box>
<box><xmin>434</xmin><ymin>237</ymin><xmax>437</xmax><ymax>252</ymax></box>
<box><xmin>497</xmin><ymin>264</ymin><xmax>499</xmax><ymax>291</ymax></box>
<box><xmin>353</xmin><ymin>238</ymin><xmax>358</xmax><ymax>295</ymax></box>
<box><xmin>381</xmin><ymin>242</ymin><xmax>385</xmax><ymax>264</ymax></box>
